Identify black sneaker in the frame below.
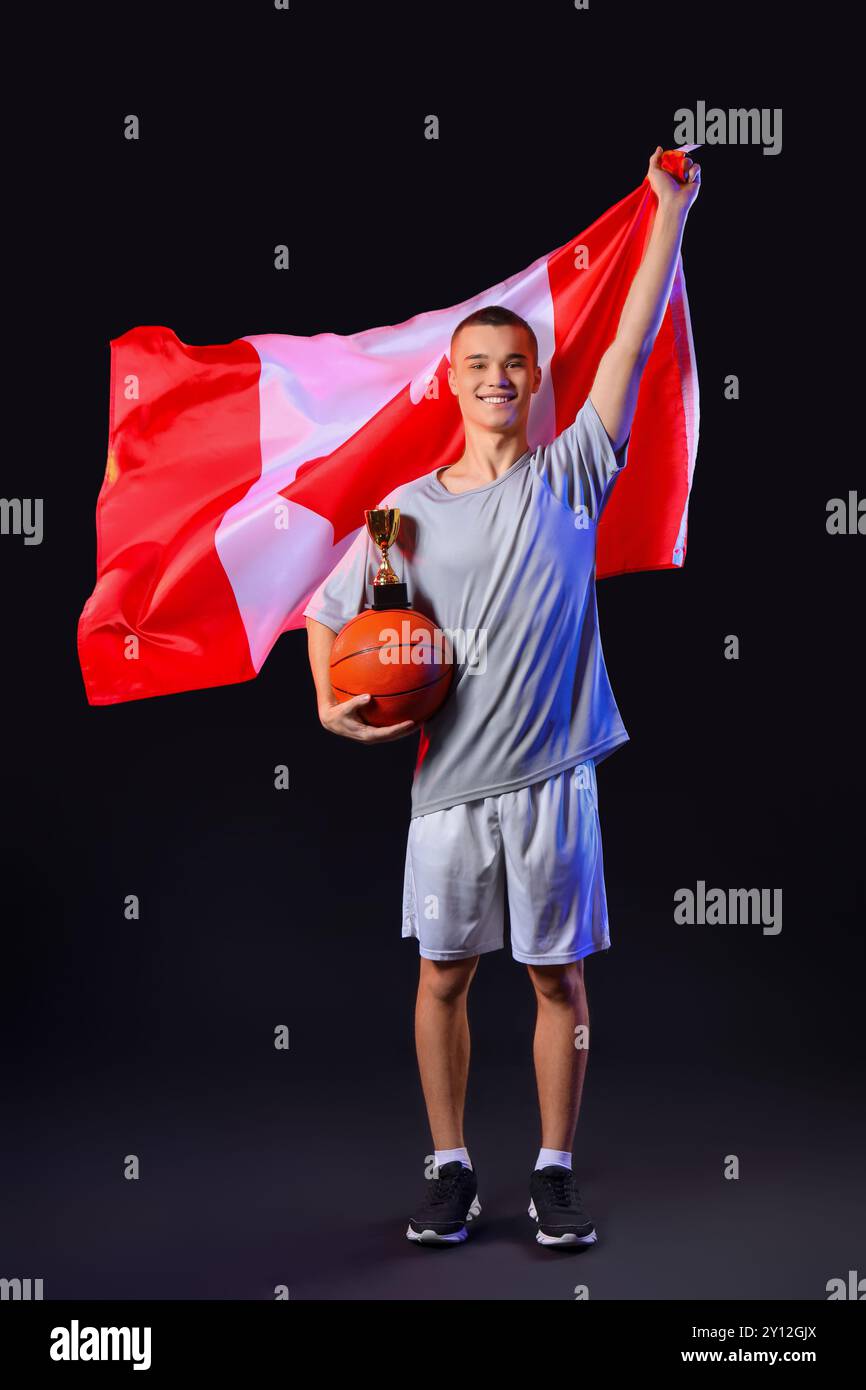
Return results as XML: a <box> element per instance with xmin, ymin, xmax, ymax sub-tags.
<box><xmin>406</xmin><ymin>1160</ymin><xmax>482</xmax><ymax>1245</ymax></box>
<box><xmin>529</xmin><ymin>1165</ymin><xmax>597</xmax><ymax>1247</ymax></box>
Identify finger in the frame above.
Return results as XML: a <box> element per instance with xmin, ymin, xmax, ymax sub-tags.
<box><xmin>688</xmin><ymin>163</ymin><xmax>701</xmax><ymax>183</ymax></box>
<box><xmin>339</xmin><ymin>692</ymin><xmax>372</xmax><ymax>711</ymax></box>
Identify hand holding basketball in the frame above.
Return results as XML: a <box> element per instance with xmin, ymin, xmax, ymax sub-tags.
<box><xmin>318</xmin><ymin>692</ymin><xmax>418</xmax><ymax>744</ymax></box>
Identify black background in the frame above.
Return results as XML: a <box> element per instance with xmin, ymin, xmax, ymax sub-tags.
<box><xmin>1</xmin><ymin>1</ymin><xmax>862</xmax><ymax>1305</ymax></box>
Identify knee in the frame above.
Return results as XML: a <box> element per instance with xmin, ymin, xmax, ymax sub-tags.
<box><xmin>420</xmin><ymin>956</ymin><xmax>478</xmax><ymax>1004</ymax></box>
<box><xmin>527</xmin><ymin>960</ymin><xmax>583</xmax><ymax>1004</ymax></box>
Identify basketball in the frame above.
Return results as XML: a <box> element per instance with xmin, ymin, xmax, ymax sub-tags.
<box><xmin>330</xmin><ymin>607</ymin><xmax>454</xmax><ymax>727</ymax></box>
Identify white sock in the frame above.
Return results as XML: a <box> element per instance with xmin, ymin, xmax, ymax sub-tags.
<box><xmin>435</xmin><ymin>1146</ymin><xmax>472</xmax><ymax>1171</ymax></box>
<box><xmin>536</xmin><ymin>1147</ymin><xmax>572</xmax><ymax>1171</ymax></box>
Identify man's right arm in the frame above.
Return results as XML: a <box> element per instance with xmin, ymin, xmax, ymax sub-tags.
<box><xmin>306</xmin><ymin>616</ymin><xmax>417</xmax><ymax>744</ymax></box>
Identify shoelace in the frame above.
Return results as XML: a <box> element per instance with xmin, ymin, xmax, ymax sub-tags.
<box><xmin>428</xmin><ymin>1167</ymin><xmax>465</xmax><ymax>1206</ymax></box>
<box><xmin>543</xmin><ymin>1170</ymin><xmax>580</xmax><ymax>1210</ymax></box>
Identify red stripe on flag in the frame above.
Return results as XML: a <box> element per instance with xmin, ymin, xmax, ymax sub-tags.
<box><xmin>598</xmin><ymin>300</ymin><xmax>690</xmax><ymax>575</ymax></box>
<box><xmin>77</xmin><ymin>327</ymin><xmax>262</xmax><ymax>705</ymax></box>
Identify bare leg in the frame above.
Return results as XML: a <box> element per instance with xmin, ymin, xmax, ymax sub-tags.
<box><xmin>526</xmin><ymin>960</ymin><xmax>589</xmax><ymax>1151</ymax></box>
<box><xmin>414</xmin><ymin>955</ymin><xmax>480</xmax><ymax>1149</ymax></box>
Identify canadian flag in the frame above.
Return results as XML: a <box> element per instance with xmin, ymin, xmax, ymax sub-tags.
<box><xmin>78</xmin><ymin>166</ymin><xmax>699</xmax><ymax>706</ymax></box>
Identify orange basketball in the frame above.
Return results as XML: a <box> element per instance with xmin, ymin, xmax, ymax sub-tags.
<box><xmin>330</xmin><ymin>607</ymin><xmax>454</xmax><ymax>727</ymax></box>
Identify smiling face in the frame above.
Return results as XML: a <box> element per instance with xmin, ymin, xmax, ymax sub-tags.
<box><xmin>448</xmin><ymin>323</ymin><xmax>541</xmax><ymax>434</ymax></box>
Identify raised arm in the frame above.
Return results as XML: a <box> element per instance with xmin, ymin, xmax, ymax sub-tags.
<box><xmin>589</xmin><ymin>146</ymin><xmax>701</xmax><ymax>451</ymax></box>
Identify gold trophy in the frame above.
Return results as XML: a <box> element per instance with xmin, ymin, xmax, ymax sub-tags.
<box><xmin>365</xmin><ymin>506</ymin><xmax>409</xmax><ymax>610</ymax></box>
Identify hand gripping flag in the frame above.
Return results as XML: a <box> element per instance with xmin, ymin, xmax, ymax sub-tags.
<box><xmin>78</xmin><ymin>151</ymin><xmax>700</xmax><ymax>705</ymax></box>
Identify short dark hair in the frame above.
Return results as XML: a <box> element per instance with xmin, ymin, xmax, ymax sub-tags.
<box><xmin>450</xmin><ymin>305</ymin><xmax>538</xmax><ymax>368</ymax></box>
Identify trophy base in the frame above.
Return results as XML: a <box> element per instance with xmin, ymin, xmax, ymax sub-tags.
<box><xmin>372</xmin><ymin>583</ymin><xmax>409</xmax><ymax>610</ymax></box>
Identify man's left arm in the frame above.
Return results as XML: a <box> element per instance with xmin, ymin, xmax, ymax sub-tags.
<box><xmin>589</xmin><ymin>145</ymin><xmax>701</xmax><ymax>451</ymax></box>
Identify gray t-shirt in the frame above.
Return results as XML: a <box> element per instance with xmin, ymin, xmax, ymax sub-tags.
<box><xmin>303</xmin><ymin>395</ymin><xmax>630</xmax><ymax>817</ymax></box>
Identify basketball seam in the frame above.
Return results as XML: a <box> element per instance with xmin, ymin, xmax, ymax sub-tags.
<box><xmin>331</xmin><ymin>672</ymin><xmax>451</xmax><ymax>698</ymax></box>
<box><xmin>331</xmin><ymin>642</ymin><xmax>450</xmax><ymax>669</ymax></box>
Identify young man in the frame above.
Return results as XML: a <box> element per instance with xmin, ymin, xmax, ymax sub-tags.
<box><xmin>304</xmin><ymin>147</ymin><xmax>700</xmax><ymax>1248</ymax></box>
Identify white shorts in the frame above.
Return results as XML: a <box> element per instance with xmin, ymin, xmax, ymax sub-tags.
<box><xmin>401</xmin><ymin>760</ymin><xmax>611</xmax><ymax>965</ymax></box>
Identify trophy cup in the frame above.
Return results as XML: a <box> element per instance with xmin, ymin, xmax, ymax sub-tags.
<box><xmin>365</xmin><ymin>506</ymin><xmax>409</xmax><ymax>610</ymax></box>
